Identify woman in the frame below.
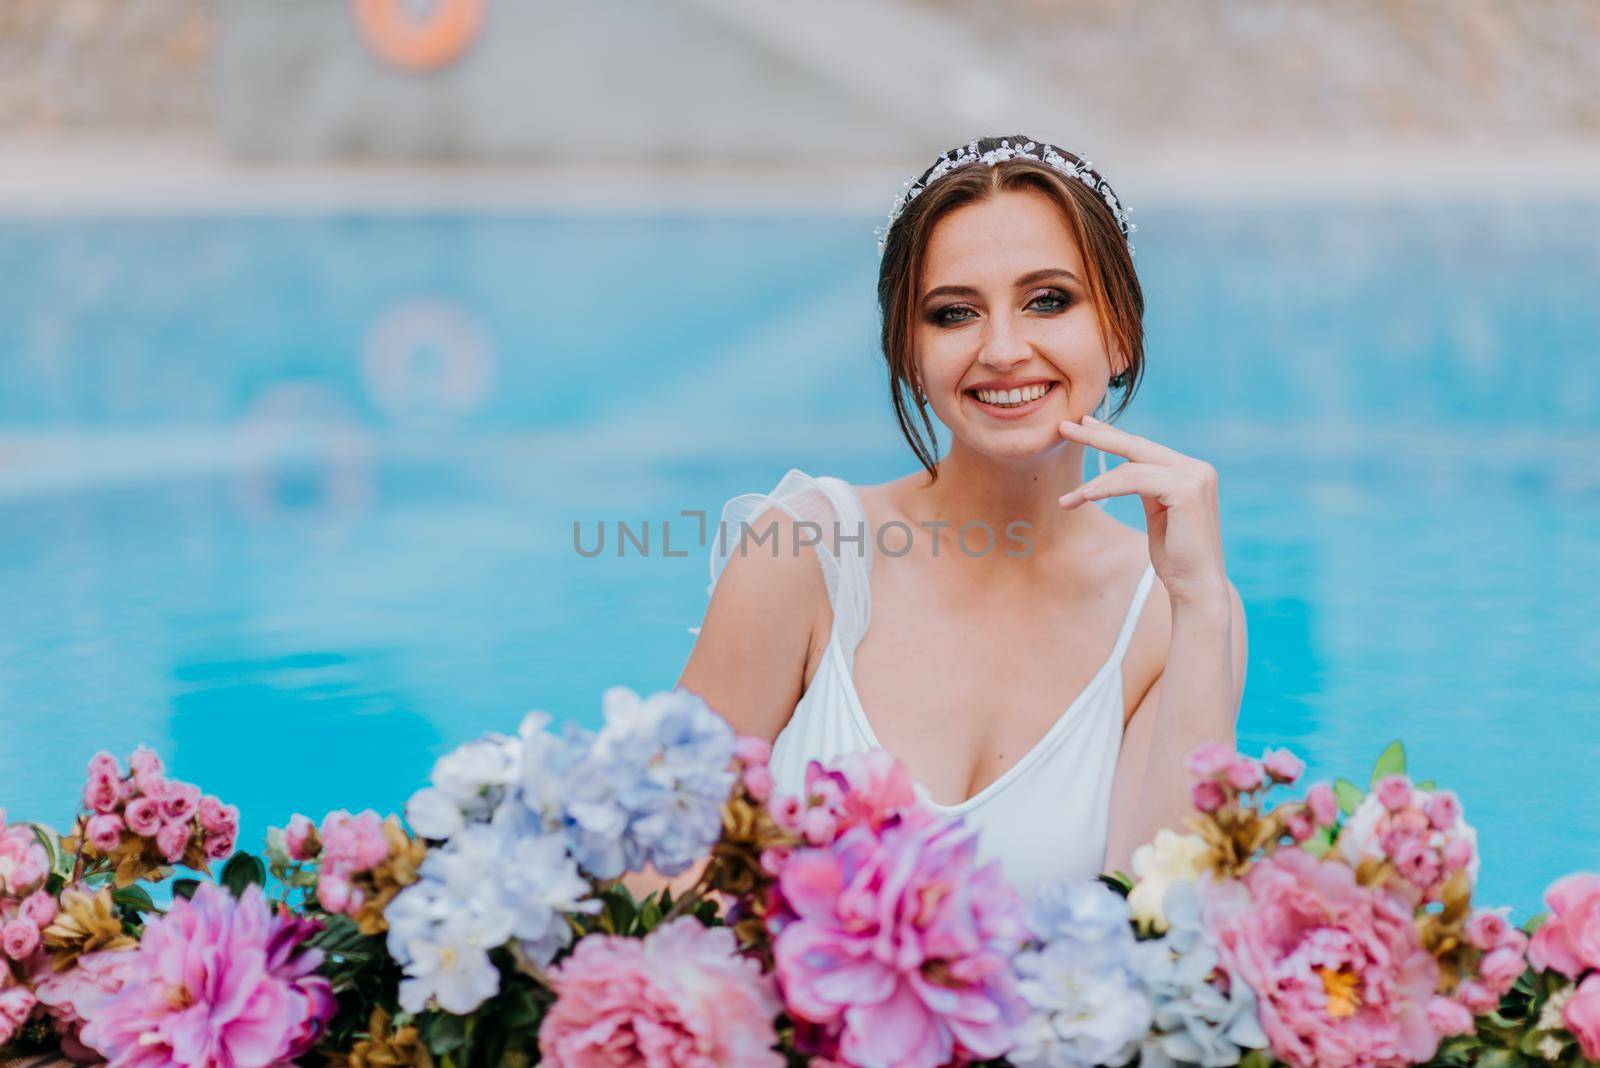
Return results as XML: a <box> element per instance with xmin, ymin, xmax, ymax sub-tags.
<box><xmin>677</xmin><ymin>135</ymin><xmax>1246</xmax><ymax>896</ymax></box>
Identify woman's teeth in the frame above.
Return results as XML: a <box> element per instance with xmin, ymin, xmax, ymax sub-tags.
<box><xmin>973</xmin><ymin>383</ymin><xmax>1051</xmax><ymax>407</ymax></box>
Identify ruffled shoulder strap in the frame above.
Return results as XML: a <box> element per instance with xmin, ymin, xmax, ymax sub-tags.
<box><xmin>694</xmin><ymin>468</ymin><xmax>874</xmax><ymax>666</ymax></box>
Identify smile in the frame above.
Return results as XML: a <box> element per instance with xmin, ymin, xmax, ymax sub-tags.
<box><xmin>964</xmin><ymin>380</ymin><xmax>1058</xmax><ymax>418</ymax></box>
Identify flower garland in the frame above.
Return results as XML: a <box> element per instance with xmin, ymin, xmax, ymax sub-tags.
<box><xmin>0</xmin><ymin>690</ymin><xmax>1595</xmax><ymax>1068</ymax></box>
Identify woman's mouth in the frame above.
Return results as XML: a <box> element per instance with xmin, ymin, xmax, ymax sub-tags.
<box><xmin>964</xmin><ymin>381</ymin><xmax>1058</xmax><ymax>419</ymax></box>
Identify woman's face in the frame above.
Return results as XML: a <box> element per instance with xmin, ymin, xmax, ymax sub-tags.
<box><xmin>914</xmin><ymin>186</ymin><xmax>1117</xmax><ymax>463</ymax></box>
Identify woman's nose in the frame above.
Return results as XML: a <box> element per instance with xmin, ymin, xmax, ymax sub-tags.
<box><xmin>978</xmin><ymin>313</ymin><xmax>1032</xmax><ymax>369</ymax></box>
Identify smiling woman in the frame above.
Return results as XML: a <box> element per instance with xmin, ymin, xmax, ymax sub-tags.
<box><xmin>676</xmin><ymin>136</ymin><xmax>1247</xmax><ymax>898</ymax></box>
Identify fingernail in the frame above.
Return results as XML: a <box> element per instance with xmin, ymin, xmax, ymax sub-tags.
<box><xmin>1082</xmin><ymin>414</ymin><xmax>1101</xmax><ymax>425</ymax></box>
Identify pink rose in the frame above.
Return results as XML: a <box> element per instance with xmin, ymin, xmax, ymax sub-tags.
<box><xmin>0</xmin><ymin>986</ymin><xmax>36</xmax><ymax>1045</ymax></box>
<box><xmin>1205</xmin><ymin>848</ymin><xmax>1443</xmax><ymax>1068</ymax></box>
<box><xmin>2</xmin><ymin>918</ymin><xmax>40</xmax><ymax>960</ymax></box>
<box><xmin>1529</xmin><ymin>873</ymin><xmax>1600</xmax><ymax>979</ymax></box>
<box><xmin>128</xmin><ymin>745</ymin><xmax>164</xmax><ymax>788</ymax></box>
<box><xmin>1184</xmin><ymin>740</ymin><xmax>1234</xmax><ymax>778</ymax></box>
<box><xmin>317</xmin><ymin>874</ymin><xmax>353</xmax><ymax>914</ymax></box>
<box><xmin>800</xmin><ymin>807</ymin><xmax>837</xmax><ymax>846</ymax></box>
<box><xmin>0</xmin><ymin>825</ymin><xmax>48</xmax><ymax>896</ymax></box>
<box><xmin>733</xmin><ymin>735</ymin><xmax>773</xmax><ymax>767</ymax></box>
<box><xmin>284</xmin><ymin>814</ymin><xmax>319</xmax><ymax>861</ymax></box>
<box><xmin>1191</xmin><ymin>779</ymin><xmax>1226</xmax><ymax>813</ymax></box>
<box><xmin>1479</xmin><ymin>947</ymin><xmax>1527</xmax><ymax>995</ymax></box>
<box><xmin>1285</xmin><ymin>810</ymin><xmax>1315</xmax><ymax>842</ymax></box>
<box><xmin>1425</xmin><ymin>996</ymin><xmax>1475</xmax><ymax>1037</ymax></box>
<box><xmin>204</xmin><ymin>830</ymin><xmax>237</xmax><ymax>861</ymax></box>
<box><xmin>123</xmin><ymin>796</ymin><xmax>162</xmax><ymax>837</ymax></box>
<box><xmin>1465</xmin><ymin>911</ymin><xmax>1511</xmax><ymax>952</ymax></box>
<box><xmin>21</xmin><ymin>890</ymin><xmax>56</xmax><ymax>927</ymax></box>
<box><xmin>82</xmin><ymin>769</ymin><xmax>121</xmax><ymax>815</ymax></box>
<box><xmin>1424</xmin><ymin>791</ymin><xmax>1461</xmax><ymax>831</ymax></box>
<box><xmin>1443</xmin><ymin>836</ymin><xmax>1475</xmax><ymax>873</ymax></box>
<box><xmin>158</xmin><ymin>781</ymin><xmax>202</xmax><ymax>824</ymax></box>
<box><xmin>743</xmin><ymin>764</ymin><xmax>773</xmax><ymax>803</ymax></box>
<box><xmin>1262</xmin><ymin>747</ymin><xmax>1306</xmax><ymax>784</ymax></box>
<box><xmin>155</xmin><ymin>822</ymin><xmax>190</xmax><ymax>863</ymax></box>
<box><xmin>1375</xmin><ymin>775</ymin><xmax>1413</xmax><ymax>813</ymax></box>
<box><xmin>1455</xmin><ymin>980</ymin><xmax>1498</xmax><ymax>1014</ymax></box>
<box><xmin>1566</xmin><ymin>973</ymin><xmax>1600</xmax><ymax>1061</ymax></box>
<box><xmin>769</xmin><ymin>795</ymin><xmax>804</xmax><ymax>835</ymax></box>
<box><xmin>541</xmin><ymin>917</ymin><xmax>784</xmax><ymax>1067</ymax></box>
<box><xmin>197</xmin><ymin>795</ymin><xmax>237</xmax><ymax>836</ymax></box>
<box><xmin>87</xmin><ymin>751</ymin><xmax>121</xmax><ymax>779</ymax></box>
<box><xmin>1226</xmin><ymin>757</ymin><xmax>1265</xmax><ymax>792</ymax></box>
<box><xmin>1306</xmin><ymin>783</ymin><xmax>1339</xmax><ymax>826</ymax></box>
<box><xmin>86</xmin><ymin>813</ymin><xmax>124</xmax><ymax>853</ymax></box>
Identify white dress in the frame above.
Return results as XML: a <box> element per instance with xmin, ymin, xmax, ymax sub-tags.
<box><xmin>703</xmin><ymin>468</ymin><xmax>1158</xmax><ymax>897</ymax></box>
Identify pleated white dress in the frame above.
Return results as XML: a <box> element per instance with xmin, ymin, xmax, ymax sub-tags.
<box><xmin>705</xmin><ymin>468</ymin><xmax>1157</xmax><ymax>897</ymax></box>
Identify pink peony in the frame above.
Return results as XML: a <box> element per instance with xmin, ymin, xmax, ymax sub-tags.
<box><xmin>123</xmin><ymin>796</ymin><xmax>162</xmax><ymax>837</ymax></box>
<box><xmin>2</xmin><ymin>917</ymin><xmax>40</xmax><ymax>960</ymax></box>
<box><xmin>1425</xmin><ymin>996</ymin><xmax>1475</xmax><ymax>1037</ymax></box>
<box><xmin>1263</xmin><ymin>747</ymin><xmax>1307</xmax><ymax>784</ymax></box>
<box><xmin>1306</xmin><ymin>783</ymin><xmax>1340</xmax><ymax>827</ymax></box>
<box><xmin>319</xmin><ymin>810</ymin><xmax>389</xmax><ymax>874</ymax></box>
<box><xmin>540</xmin><ymin>916</ymin><xmax>783</xmax><ymax>1067</ymax></box>
<box><xmin>770</xmin><ymin>808</ymin><xmax>1029</xmax><ymax>1068</ymax></box>
<box><xmin>0</xmin><ymin>985</ymin><xmax>36</xmax><ymax>1045</ymax></box>
<box><xmin>0</xmin><ymin>819</ymin><xmax>48</xmax><ymax>897</ymax></box>
<box><xmin>1567</xmin><ymin>973</ymin><xmax>1600</xmax><ymax>1061</ymax></box>
<box><xmin>34</xmin><ymin>950</ymin><xmax>138</xmax><ymax>1062</ymax></box>
<box><xmin>86</xmin><ymin>813</ymin><xmax>124</xmax><ymax>853</ymax></box>
<box><xmin>80</xmin><ymin>882</ymin><xmax>333</xmax><ymax>1068</ymax></box>
<box><xmin>1528</xmin><ymin>872</ymin><xmax>1600</xmax><ymax>980</ymax></box>
<box><xmin>800</xmin><ymin>750</ymin><xmax>920</xmax><ymax>842</ymax></box>
<box><xmin>1205</xmin><ymin>848</ymin><xmax>1443</xmax><ymax>1068</ymax></box>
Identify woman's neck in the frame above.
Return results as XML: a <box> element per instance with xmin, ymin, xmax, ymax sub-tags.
<box><xmin>904</xmin><ymin>440</ymin><xmax>1104</xmax><ymax>558</ymax></box>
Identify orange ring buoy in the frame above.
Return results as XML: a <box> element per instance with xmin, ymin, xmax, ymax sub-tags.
<box><xmin>352</xmin><ymin>0</ymin><xmax>486</xmax><ymax>73</ymax></box>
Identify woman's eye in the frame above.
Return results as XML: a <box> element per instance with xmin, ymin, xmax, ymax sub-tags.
<box><xmin>933</xmin><ymin>306</ymin><xmax>974</xmax><ymax>325</ymax></box>
<box><xmin>1030</xmin><ymin>291</ymin><xmax>1070</xmax><ymax>312</ymax></box>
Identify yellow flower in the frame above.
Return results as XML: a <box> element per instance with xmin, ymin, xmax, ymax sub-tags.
<box><xmin>1127</xmin><ymin>830</ymin><xmax>1212</xmax><ymax>934</ymax></box>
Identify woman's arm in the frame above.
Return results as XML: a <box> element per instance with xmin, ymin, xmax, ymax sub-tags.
<box><xmin>1104</xmin><ymin>579</ymin><xmax>1247</xmax><ymax>873</ymax></box>
<box><xmin>621</xmin><ymin>507</ymin><xmax>827</xmax><ymax>900</ymax></box>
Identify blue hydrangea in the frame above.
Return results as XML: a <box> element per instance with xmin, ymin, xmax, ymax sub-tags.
<box><xmin>1010</xmin><ymin>880</ymin><xmax>1153</xmax><ymax>1068</ymax></box>
<box><xmin>554</xmin><ymin>685</ymin><xmax>737</xmax><ymax>879</ymax></box>
<box><xmin>1129</xmin><ymin>881</ymin><xmax>1269</xmax><ymax>1067</ymax></box>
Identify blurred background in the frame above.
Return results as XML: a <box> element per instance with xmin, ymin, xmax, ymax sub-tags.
<box><xmin>1</xmin><ymin>0</ymin><xmax>1597</xmax><ymax>912</ymax></box>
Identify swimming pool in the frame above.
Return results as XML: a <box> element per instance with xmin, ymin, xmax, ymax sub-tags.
<box><xmin>0</xmin><ymin>204</ymin><xmax>1595</xmax><ymax>913</ymax></box>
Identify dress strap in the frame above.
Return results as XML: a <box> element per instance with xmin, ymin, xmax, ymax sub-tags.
<box><xmin>1108</xmin><ymin>563</ymin><xmax>1158</xmax><ymax>664</ymax></box>
<box><xmin>696</xmin><ymin>470</ymin><xmax>872</xmax><ymax>662</ymax></box>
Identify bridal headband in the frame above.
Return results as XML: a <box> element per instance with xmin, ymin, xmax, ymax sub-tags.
<box><xmin>875</xmin><ymin>138</ymin><xmax>1137</xmax><ymax>258</ymax></box>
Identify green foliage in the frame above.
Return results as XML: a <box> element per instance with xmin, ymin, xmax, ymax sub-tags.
<box><xmin>1370</xmin><ymin>740</ymin><xmax>1407</xmax><ymax>783</ymax></box>
<box><xmin>1334</xmin><ymin>778</ymin><xmax>1365</xmax><ymax>815</ymax></box>
<box><xmin>172</xmin><ymin>877</ymin><xmax>201</xmax><ymax>900</ymax></box>
<box><xmin>1096</xmin><ymin>871</ymin><xmax>1134</xmax><ymax>897</ymax></box>
<box><xmin>220</xmin><ymin>851</ymin><xmax>268</xmax><ymax>897</ymax></box>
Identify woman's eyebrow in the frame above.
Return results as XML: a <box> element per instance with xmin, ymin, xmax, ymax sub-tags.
<box><xmin>920</xmin><ymin>268</ymin><xmax>1081</xmax><ymax>302</ymax></box>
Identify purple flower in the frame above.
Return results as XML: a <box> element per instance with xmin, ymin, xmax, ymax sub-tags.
<box><xmin>80</xmin><ymin>883</ymin><xmax>333</xmax><ymax>1067</ymax></box>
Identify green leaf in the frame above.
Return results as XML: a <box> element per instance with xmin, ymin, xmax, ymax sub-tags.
<box><xmin>1095</xmin><ymin>871</ymin><xmax>1133</xmax><ymax>896</ymax></box>
<box><xmin>1416</xmin><ymin>779</ymin><xmax>1437</xmax><ymax>790</ymax></box>
<box><xmin>1301</xmin><ymin>824</ymin><xmax>1337</xmax><ymax>858</ymax></box>
<box><xmin>1369</xmin><ymin>740</ymin><xmax>1407</xmax><ymax>784</ymax></box>
<box><xmin>172</xmin><ymin>877</ymin><xmax>201</xmax><ymax>901</ymax></box>
<box><xmin>220</xmin><ymin>852</ymin><xmax>267</xmax><ymax>897</ymax></box>
<box><xmin>422</xmin><ymin>1011</ymin><xmax>470</xmax><ymax>1055</ymax></box>
<box><xmin>112</xmin><ymin>885</ymin><xmax>157</xmax><ymax>915</ymax></box>
<box><xmin>1334</xmin><ymin>779</ymin><xmax>1365</xmax><ymax>815</ymax></box>
<box><xmin>1476</xmin><ymin>1048</ymin><xmax>1529</xmax><ymax>1068</ymax></box>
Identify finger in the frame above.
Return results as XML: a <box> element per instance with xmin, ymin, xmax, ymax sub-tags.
<box><xmin>1059</xmin><ymin>416</ymin><xmax>1206</xmax><ymax>473</ymax></box>
<box><xmin>1057</xmin><ymin>463</ymin><xmax>1191</xmax><ymax>509</ymax></box>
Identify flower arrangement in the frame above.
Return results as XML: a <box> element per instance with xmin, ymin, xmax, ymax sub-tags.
<box><xmin>0</xmin><ymin>691</ymin><xmax>1595</xmax><ymax>1068</ymax></box>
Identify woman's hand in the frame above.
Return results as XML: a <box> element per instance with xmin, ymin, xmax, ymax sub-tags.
<box><xmin>1056</xmin><ymin>415</ymin><xmax>1228</xmax><ymax>608</ymax></box>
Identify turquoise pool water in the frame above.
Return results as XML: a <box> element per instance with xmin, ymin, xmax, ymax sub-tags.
<box><xmin>0</xmin><ymin>206</ymin><xmax>1595</xmax><ymax>913</ymax></box>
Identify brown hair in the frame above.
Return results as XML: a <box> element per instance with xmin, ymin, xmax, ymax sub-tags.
<box><xmin>876</xmin><ymin>135</ymin><xmax>1146</xmax><ymax>482</ymax></box>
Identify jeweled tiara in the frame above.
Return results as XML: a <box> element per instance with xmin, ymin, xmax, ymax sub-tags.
<box><xmin>875</xmin><ymin>138</ymin><xmax>1136</xmax><ymax>258</ymax></box>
